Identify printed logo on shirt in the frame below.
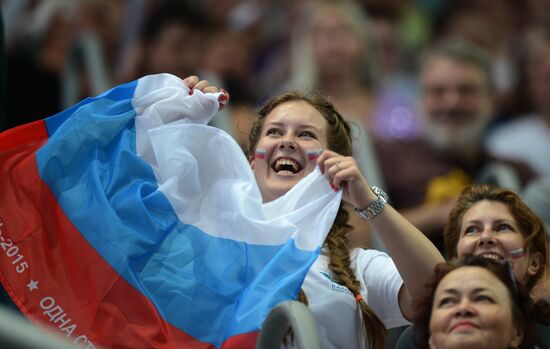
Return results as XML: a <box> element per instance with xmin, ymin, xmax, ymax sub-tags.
<box><xmin>320</xmin><ymin>271</ymin><xmax>353</xmax><ymax>296</ymax></box>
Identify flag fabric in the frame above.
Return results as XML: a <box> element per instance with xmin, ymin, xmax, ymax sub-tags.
<box><xmin>0</xmin><ymin>74</ymin><xmax>341</xmax><ymax>349</ymax></box>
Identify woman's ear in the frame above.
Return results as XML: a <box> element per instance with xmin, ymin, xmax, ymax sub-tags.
<box><xmin>248</xmin><ymin>155</ymin><xmax>255</xmax><ymax>169</ymax></box>
<box><xmin>428</xmin><ymin>335</ymin><xmax>436</xmax><ymax>349</ymax></box>
<box><xmin>527</xmin><ymin>252</ymin><xmax>543</xmax><ymax>276</ymax></box>
<box><xmin>509</xmin><ymin>325</ymin><xmax>524</xmax><ymax>349</ymax></box>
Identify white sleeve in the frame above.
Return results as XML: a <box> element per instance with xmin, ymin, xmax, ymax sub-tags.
<box><xmin>353</xmin><ymin>249</ymin><xmax>410</xmax><ymax>329</ymax></box>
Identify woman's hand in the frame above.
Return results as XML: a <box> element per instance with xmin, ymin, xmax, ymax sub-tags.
<box><xmin>317</xmin><ymin>149</ymin><xmax>376</xmax><ymax>209</ymax></box>
<box><xmin>182</xmin><ymin>75</ymin><xmax>230</xmax><ymax>110</ymax></box>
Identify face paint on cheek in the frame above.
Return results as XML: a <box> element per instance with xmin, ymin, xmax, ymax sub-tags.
<box><xmin>509</xmin><ymin>248</ymin><xmax>525</xmax><ymax>260</ymax></box>
<box><xmin>255</xmin><ymin>149</ymin><xmax>266</xmax><ymax>160</ymax></box>
<box><xmin>306</xmin><ymin>149</ymin><xmax>324</xmax><ymax>160</ymax></box>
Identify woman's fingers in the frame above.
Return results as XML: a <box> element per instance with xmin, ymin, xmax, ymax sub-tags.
<box><xmin>317</xmin><ymin>150</ymin><xmax>353</xmax><ymax>189</ymax></box>
<box><xmin>193</xmin><ymin>79</ymin><xmax>211</xmax><ymax>92</ymax></box>
<box><xmin>182</xmin><ymin>76</ymin><xmax>229</xmax><ymax>110</ymax></box>
<box><xmin>182</xmin><ymin>77</ymin><xmax>218</xmax><ymax>93</ymax></box>
<box><xmin>202</xmin><ymin>86</ymin><xmax>219</xmax><ymax>93</ymax></box>
<box><xmin>329</xmin><ymin>159</ymin><xmax>356</xmax><ymax>189</ymax></box>
<box><xmin>317</xmin><ymin>150</ymin><xmax>372</xmax><ymax>207</ymax></box>
<box><xmin>183</xmin><ymin>75</ymin><xmax>199</xmax><ymax>89</ymax></box>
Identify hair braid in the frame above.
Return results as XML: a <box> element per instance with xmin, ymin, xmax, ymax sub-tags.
<box><xmin>250</xmin><ymin>90</ymin><xmax>388</xmax><ymax>348</ymax></box>
<box><xmin>324</xmin><ymin>206</ymin><xmax>388</xmax><ymax>349</ymax></box>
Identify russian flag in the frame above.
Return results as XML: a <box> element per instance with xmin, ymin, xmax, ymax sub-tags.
<box><xmin>0</xmin><ymin>74</ymin><xmax>341</xmax><ymax>348</ymax></box>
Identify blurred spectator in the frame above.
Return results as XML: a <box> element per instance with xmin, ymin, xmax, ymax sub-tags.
<box><xmin>360</xmin><ymin>0</ymin><xmax>433</xmax><ymax>57</ymax></box>
<box><xmin>197</xmin><ymin>27</ymin><xmax>258</xmax><ymax>149</ymax></box>
<box><xmin>286</xmin><ymin>0</ymin><xmax>374</xmax><ymax>127</ymax></box>
<box><xmin>368</xmin><ymin>13</ymin><xmax>422</xmax><ymax>140</ymax></box>
<box><xmin>375</xmin><ymin>41</ymin><xmax>537</xmax><ymax>250</ymax></box>
<box><xmin>523</xmin><ymin>176</ymin><xmax>550</xmax><ymax>236</ymax></box>
<box><xmin>285</xmin><ymin>0</ymin><xmax>381</xmax><ymax>249</ymax></box>
<box><xmin>3</xmin><ymin>0</ymin><xmax>128</xmax><ymax>129</ymax></box>
<box><xmin>486</xmin><ymin>25</ymin><xmax>550</xmax><ymax>177</ymax></box>
<box><xmin>525</xmin><ymin>0</ymin><xmax>550</xmax><ymax>24</ymax></box>
<box><xmin>4</xmin><ymin>1</ymin><xmax>78</xmax><ymax>130</ymax></box>
<box><xmin>433</xmin><ymin>0</ymin><xmax>527</xmax><ymax>120</ymax></box>
<box><xmin>194</xmin><ymin>0</ymin><xmax>268</xmax><ymax>149</ymax></box>
<box><xmin>127</xmin><ymin>1</ymin><xmax>204</xmax><ymax>81</ymax></box>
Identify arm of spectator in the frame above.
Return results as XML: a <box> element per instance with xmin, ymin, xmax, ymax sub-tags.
<box><xmin>317</xmin><ymin>150</ymin><xmax>445</xmax><ymax>321</ymax></box>
<box><xmin>401</xmin><ymin>199</ymin><xmax>457</xmax><ymax>239</ymax></box>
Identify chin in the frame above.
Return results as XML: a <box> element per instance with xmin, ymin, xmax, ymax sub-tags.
<box><xmin>446</xmin><ymin>337</ymin><xmax>487</xmax><ymax>349</ymax></box>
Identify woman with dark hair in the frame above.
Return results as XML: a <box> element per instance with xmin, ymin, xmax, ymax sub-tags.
<box><xmin>414</xmin><ymin>255</ymin><xmax>537</xmax><ymax>349</ymax></box>
<box><xmin>183</xmin><ymin>76</ymin><xmax>445</xmax><ymax>349</ymax></box>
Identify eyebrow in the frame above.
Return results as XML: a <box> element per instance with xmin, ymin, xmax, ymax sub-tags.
<box><xmin>265</xmin><ymin>122</ymin><xmax>322</xmax><ymax>132</ymax></box>
<box><xmin>440</xmin><ymin>287</ymin><xmax>490</xmax><ymax>296</ymax></box>
<box><xmin>463</xmin><ymin>218</ymin><xmax>515</xmax><ymax>226</ymax></box>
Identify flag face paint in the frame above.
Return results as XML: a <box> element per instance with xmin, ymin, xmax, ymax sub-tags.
<box><xmin>0</xmin><ymin>74</ymin><xmax>341</xmax><ymax>349</ymax></box>
<box><xmin>306</xmin><ymin>149</ymin><xmax>323</xmax><ymax>160</ymax></box>
<box><xmin>509</xmin><ymin>248</ymin><xmax>525</xmax><ymax>260</ymax></box>
<box><xmin>255</xmin><ymin>149</ymin><xmax>266</xmax><ymax>159</ymax></box>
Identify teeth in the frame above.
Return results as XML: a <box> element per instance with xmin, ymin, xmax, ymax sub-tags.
<box><xmin>273</xmin><ymin>158</ymin><xmax>301</xmax><ymax>173</ymax></box>
<box><xmin>479</xmin><ymin>253</ymin><xmax>502</xmax><ymax>260</ymax></box>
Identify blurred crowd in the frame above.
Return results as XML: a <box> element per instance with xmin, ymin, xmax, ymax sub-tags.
<box><xmin>2</xmin><ymin>0</ymin><xmax>550</xmax><ymax>252</ymax></box>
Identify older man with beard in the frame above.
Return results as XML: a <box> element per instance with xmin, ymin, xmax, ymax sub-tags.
<box><xmin>374</xmin><ymin>40</ymin><xmax>536</xmax><ymax>250</ymax></box>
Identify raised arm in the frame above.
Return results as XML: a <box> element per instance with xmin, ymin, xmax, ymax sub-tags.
<box><xmin>317</xmin><ymin>150</ymin><xmax>444</xmax><ymax>319</ymax></box>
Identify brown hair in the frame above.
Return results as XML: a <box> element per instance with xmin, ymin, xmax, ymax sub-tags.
<box><xmin>444</xmin><ymin>184</ymin><xmax>549</xmax><ymax>292</ymax></box>
<box><xmin>248</xmin><ymin>91</ymin><xmax>388</xmax><ymax>349</ymax></box>
<box><xmin>413</xmin><ymin>255</ymin><xmax>537</xmax><ymax>349</ymax></box>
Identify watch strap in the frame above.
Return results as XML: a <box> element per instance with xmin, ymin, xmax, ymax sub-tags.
<box><xmin>354</xmin><ymin>186</ymin><xmax>388</xmax><ymax>221</ymax></box>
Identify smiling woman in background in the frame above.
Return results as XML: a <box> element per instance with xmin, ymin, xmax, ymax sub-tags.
<box><xmin>415</xmin><ymin>255</ymin><xmax>537</xmax><ymax>349</ymax></box>
<box><xmin>444</xmin><ymin>185</ymin><xmax>549</xmax><ymax>294</ymax></box>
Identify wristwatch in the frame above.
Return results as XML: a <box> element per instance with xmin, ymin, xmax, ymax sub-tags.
<box><xmin>354</xmin><ymin>186</ymin><xmax>388</xmax><ymax>221</ymax></box>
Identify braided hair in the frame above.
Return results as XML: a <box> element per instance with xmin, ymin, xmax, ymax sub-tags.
<box><xmin>248</xmin><ymin>91</ymin><xmax>388</xmax><ymax>349</ymax></box>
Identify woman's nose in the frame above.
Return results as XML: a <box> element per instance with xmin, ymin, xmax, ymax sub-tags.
<box><xmin>278</xmin><ymin>136</ymin><xmax>297</xmax><ymax>150</ymax></box>
<box><xmin>454</xmin><ymin>300</ymin><xmax>475</xmax><ymax>317</ymax></box>
<box><xmin>478</xmin><ymin>228</ymin><xmax>497</xmax><ymax>247</ymax></box>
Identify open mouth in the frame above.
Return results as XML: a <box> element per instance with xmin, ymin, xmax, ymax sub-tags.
<box><xmin>271</xmin><ymin>158</ymin><xmax>303</xmax><ymax>174</ymax></box>
<box><xmin>477</xmin><ymin>252</ymin><xmax>503</xmax><ymax>261</ymax></box>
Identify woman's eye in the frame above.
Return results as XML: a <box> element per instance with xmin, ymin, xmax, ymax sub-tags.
<box><xmin>438</xmin><ymin>297</ymin><xmax>456</xmax><ymax>307</ymax></box>
<box><xmin>475</xmin><ymin>295</ymin><xmax>494</xmax><ymax>303</ymax></box>
<box><xmin>298</xmin><ymin>130</ymin><xmax>316</xmax><ymax>138</ymax></box>
<box><xmin>464</xmin><ymin>226</ymin><xmax>480</xmax><ymax>235</ymax></box>
<box><xmin>495</xmin><ymin>224</ymin><xmax>513</xmax><ymax>232</ymax></box>
<box><xmin>266</xmin><ymin>128</ymin><xmax>282</xmax><ymax>136</ymax></box>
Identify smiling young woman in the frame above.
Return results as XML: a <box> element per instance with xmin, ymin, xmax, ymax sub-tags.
<box><xmin>243</xmin><ymin>89</ymin><xmax>444</xmax><ymax>349</ymax></box>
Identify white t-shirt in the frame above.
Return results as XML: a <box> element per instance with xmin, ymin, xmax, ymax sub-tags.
<box><xmin>486</xmin><ymin>115</ymin><xmax>550</xmax><ymax>176</ymax></box>
<box><xmin>301</xmin><ymin>248</ymin><xmax>409</xmax><ymax>349</ymax></box>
